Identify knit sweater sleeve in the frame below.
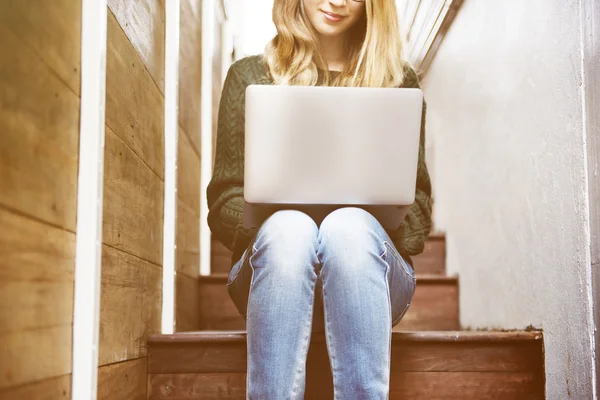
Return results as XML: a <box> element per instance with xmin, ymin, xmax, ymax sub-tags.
<box><xmin>206</xmin><ymin>61</ymin><xmax>258</xmax><ymax>256</ymax></box>
<box><xmin>389</xmin><ymin>65</ymin><xmax>433</xmax><ymax>260</ymax></box>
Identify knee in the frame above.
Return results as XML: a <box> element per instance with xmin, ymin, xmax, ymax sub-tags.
<box><xmin>318</xmin><ymin>207</ymin><xmax>384</xmax><ymax>268</ymax></box>
<box><xmin>253</xmin><ymin>210</ymin><xmax>319</xmax><ymax>271</ymax></box>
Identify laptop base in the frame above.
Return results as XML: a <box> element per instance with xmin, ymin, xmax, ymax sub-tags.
<box><xmin>243</xmin><ymin>201</ymin><xmax>410</xmax><ymax>231</ymax></box>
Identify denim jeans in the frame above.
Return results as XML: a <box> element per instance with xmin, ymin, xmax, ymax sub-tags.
<box><xmin>226</xmin><ymin>207</ymin><xmax>417</xmax><ymax>399</ymax></box>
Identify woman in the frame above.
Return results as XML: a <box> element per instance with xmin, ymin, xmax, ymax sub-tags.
<box><xmin>206</xmin><ymin>0</ymin><xmax>432</xmax><ymax>398</ymax></box>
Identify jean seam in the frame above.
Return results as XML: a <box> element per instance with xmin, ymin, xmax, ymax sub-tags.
<box><xmin>381</xmin><ymin>241</ymin><xmax>416</xmax><ymax>327</ymax></box>
<box><xmin>383</xmin><ymin>262</ymin><xmax>393</xmax><ymax>396</ymax></box>
<box><xmin>245</xmin><ymin>247</ymin><xmax>257</xmax><ymax>400</ymax></box>
<box><xmin>383</xmin><ymin>241</ymin><xmax>416</xmax><ymax>282</ymax></box>
<box><xmin>392</xmin><ymin>301</ymin><xmax>411</xmax><ymax>326</ymax></box>
<box><xmin>227</xmin><ymin>259</ymin><xmax>243</xmax><ymax>287</ymax></box>
<box><xmin>384</xmin><ymin>259</ymin><xmax>393</xmax><ymax>391</ymax></box>
<box><xmin>322</xmin><ymin>282</ymin><xmax>339</xmax><ymax>399</ymax></box>
<box><xmin>379</xmin><ymin>243</ymin><xmax>387</xmax><ymax>259</ymax></box>
<box><xmin>290</xmin><ymin>279</ymin><xmax>316</xmax><ymax>398</ymax></box>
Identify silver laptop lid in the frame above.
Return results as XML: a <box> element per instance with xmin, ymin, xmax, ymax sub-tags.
<box><xmin>243</xmin><ymin>84</ymin><xmax>423</xmax><ymax>227</ymax></box>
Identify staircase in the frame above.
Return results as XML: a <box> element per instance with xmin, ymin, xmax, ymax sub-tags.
<box><xmin>147</xmin><ymin>234</ymin><xmax>545</xmax><ymax>399</ymax></box>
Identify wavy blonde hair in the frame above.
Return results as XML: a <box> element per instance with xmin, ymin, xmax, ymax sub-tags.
<box><xmin>263</xmin><ymin>0</ymin><xmax>409</xmax><ymax>88</ymax></box>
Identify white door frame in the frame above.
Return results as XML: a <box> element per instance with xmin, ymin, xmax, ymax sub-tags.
<box><xmin>200</xmin><ymin>0</ymin><xmax>215</xmax><ymax>276</ymax></box>
<box><xmin>71</xmin><ymin>0</ymin><xmax>108</xmax><ymax>398</ymax></box>
<box><xmin>161</xmin><ymin>0</ymin><xmax>181</xmax><ymax>334</ymax></box>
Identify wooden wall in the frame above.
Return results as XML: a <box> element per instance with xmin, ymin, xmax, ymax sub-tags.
<box><xmin>97</xmin><ymin>1</ymin><xmax>166</xmax><ymax>398</ymax></box>
<box><xmin>0</xmin><ymin>1</ymin><xmax>204</xmax><ymax>397</ymax></box>
<box><xmin>0</xmin><ymin>0</ymin><xmax>81</xmax><ymax>397</ymax></box>
<box><xmin>176</xmin><ymin>0</ymin><xmax>203</xmax><ymax>332</ymax></box>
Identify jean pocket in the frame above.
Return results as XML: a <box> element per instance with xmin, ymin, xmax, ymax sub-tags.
<box><xmin>384</xmin><ymin>241</ymin><xmax>416</xmax><ymax>280</ymax></box>
<box><xmin>390</xmin><ymin>275</ymin><xmax>416</xmax><ymax>327</ymax></box>
<box><xmin>226</xmin><ymin>248</ymin><xmax>254</xmax><ymax>319</ymax></box>
<box><xmin>382</xmin><ymin>241</ymin><xmax>417</xmax><ymax>327</ymax></box>
<box><xmin>227</xmin><ymin>249</ymin><xmax>247</xmax><ymax>286</ymax></box>
<box><xmin>392</xmin><ymin>301</ymin><xmax>411</xmax><ymax>327</ymax></box>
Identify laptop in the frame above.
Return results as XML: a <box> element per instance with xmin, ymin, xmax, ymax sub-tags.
<box><xmin>243</xmin><ymin>84</ymin><xmax>423</xmax><ymax>230</ymax></box>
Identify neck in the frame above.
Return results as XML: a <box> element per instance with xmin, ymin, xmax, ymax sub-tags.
<box><xmin>318</xmin><ymin>34</ymin><xmax>347</xmax><ymax>71</ymax></box>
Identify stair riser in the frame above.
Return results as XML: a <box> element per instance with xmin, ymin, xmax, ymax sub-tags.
<box><xmin>148</xmin><ymin>340</ymin><xmax>543</xmax><ymax>399</ymax></box>
<box><xmin>198</xmin><ymin>278</ymin><xmax>459</xmax><ymax>331</ymax></box>
<box><xmin>410</xmin><ymin>236</ymin><xmax>446</xmax><ymax>275</ymax></box>
<box><xmin>148</xmin><ymin>372</ymin><xmax>543</xmax><ymax>400</ymax></box>
<box><xmin>211</xmin><ymin>235</ymin><xmax>447</xmax><ymax>276</ymax></box>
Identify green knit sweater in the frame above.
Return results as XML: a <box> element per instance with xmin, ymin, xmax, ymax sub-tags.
<box><xmin>206</xmin><ymin>54</ymin><xmax>432</xmax><ymax>266</ymax></box>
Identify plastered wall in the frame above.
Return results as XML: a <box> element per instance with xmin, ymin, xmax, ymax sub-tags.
<box><xmin>422</xmin><ymin>0</ymin><xmax>595</xmax><ymax>398</ymax></box>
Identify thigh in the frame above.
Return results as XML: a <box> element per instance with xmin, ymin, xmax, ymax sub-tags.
<box><xmin>225</xmin><ymin>209</ymin><xmax>319</xmax><ymax>319</ymax></box>
<box><xmin>320</xmin><ymin>207</ymin><xmax>417</xmax><ymax>327</ymax></box>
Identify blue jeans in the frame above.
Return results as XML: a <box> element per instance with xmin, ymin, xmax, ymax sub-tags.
<box><xmin>226</xmin><ymin>207</ymin><xmax>417</xmax><ymax>399</ymax></box>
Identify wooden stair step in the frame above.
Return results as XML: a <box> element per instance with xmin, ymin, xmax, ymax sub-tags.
<box><xmin>211</xmin><ymin>233</ymin><xmax>447</xmax><ymax>275</ymax></box>
<box><xmin>411</xmin><ymin>232</ymin><xmax>446</xmax><ymax>275</ymax></box>
<box><xmin>147</xmin><ymin>330</ymin><xmax>544</xmax><ymax>399</ymax></box>
<box><xmin>197</xmin><ymin>274</ymin><xmax>459</xmax><ymax>332</ymax></box>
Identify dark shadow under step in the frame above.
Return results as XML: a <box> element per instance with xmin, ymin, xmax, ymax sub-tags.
<box><xmin>197</xmin><ymin>274</ymin><xmax>459</xmax><ymax>332</ymax></box>
<box><xmin>211</xmin><ymin>233</ymin><xmax>447</xmax><ymax>276</ymax></box>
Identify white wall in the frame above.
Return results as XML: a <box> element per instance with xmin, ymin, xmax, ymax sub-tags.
<box><xmin>422</xmin><ymin>0</ymin><xmax>595</xmax><ymax>398</ymax></box>
<box><xmin>228</xmin><ymin>0</ymin><xmax>275</xmax><ymax>59</ymax></box>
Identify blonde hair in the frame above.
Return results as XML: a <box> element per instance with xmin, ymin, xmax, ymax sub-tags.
<box><xmin>263</xmin><ymin>0</ymin><xmax>410</xmax><ymax>88</ymax></box>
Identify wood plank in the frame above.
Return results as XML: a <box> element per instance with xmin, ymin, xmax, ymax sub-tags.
<box><xmin>391</xmin><ymin>342</ymin><xmax>542</xmax><ymax>372</ymax></box>
<box><xmin>307</xmin><ymin>370</ymin><xmax>543</xmax><ymax>400</ymax></box>
<box><xmin>176</xmin><ymin>274</ymin><xmax>201</xmax><ymax>332</ymax></box>
<box><xmin>99</xmin><ymin>245</ymin><xmax>162</xmax><ymax>366</ymax></box>
<box><xmin>102</xmin><ymin>126</ymin><xmax>164</xmax><ymax>266</ymax></box>
<box><xmin>106</xmin><ymin>9</ymin><xmax>165</xmax><ymax>180</ymax></box>
<box><xmin>177</xmin><ymin>200</ymin><xmax>200</xmax><ymax>278</ymax></box>
<box><xmin>147</xmin><ymin>331</ymin><xmax>543</xmax><ymax>375</ymax></box>
<box><xmin>411</xmin><ymin>234</ymin><xmax>446</xmax><ymax>274</ymax></box>
<box><xmin>305</xmin><ymin>338</ymin><xmax>543</xmax><ymax>373</ymax></box>
<box><xmin>150</xmin><ymin>330</ymin><xmax>543</xmax><ymax>345</ymax></box>
<box><xmin>148</xmin><ymin>373</ymin><xmax>245</xmax><ymax>400</ymax></box>
<box><xmin>107</xmin><ymin>0</ymin><xmax>165</xmax><ymax>93</ymax></box>
<box><xmin>0</xmin><ymin>209</ymin><xmax>75</xmax><ymax>335</ymax></box>
<box><xmin>177</xmin><ymin>128</ymin><xmax>201</xmax><ymax>214</ymax></box>
<box><xmin>388</xmin><ymin>371</ymin><xmax>543</xmax><ymax>399</ymax></box>
<box><xmin>195</xmin><ymin>274</ymin><xmax>458</xmax><ymax>331</ymax></box>
<box><xmin>211</xmin><ymin>239</ymin><xmax>234</xmax><ymax>274</ymax></box>
<box><xmin>178</xmin><ymin>0</ymin><xmax>203</xmax><ymax>154</ymax></box>
<box><xmin>0</xmin><ymin>374</ymin><xmax>71</xmax><ymax>400</ymax></box>
<box><xmin>0</xmin><ymin>326</ymin><xmax>72</xmax><ymax>389</ymax></box>
<box><xmin>0</xmin><ymin>280</ymin><xmax>73</xmax><ymax>334</ymax></box>
<box><xmin>197</xmin><ymin>273</ymin><xmax>245</xmax><ymax>330</ymax></box>
<box><xmin>394</xmin><ymin>275</ymin><xmax>459</xmax><ymax>331</ymax></box>
<box><xmin>0</xmin><ymin>209</ymin><xmax>74</xmax><ymax>389</ymax></box>
<box><xmin>0</xmin><ymin>25</ymin><xmax>79</xmax><ymax>230</ymax></box>
<box><xmin>149</xmin><ymin>343</ymin><xmax>246</xmax><ymax>374</ymax></box>
<box><xmin>0</xmin><ymin>0</ymin><xmax>81</xmax><ymax>95</ymax></box>
<box><xmin>97</xmin><ymin>358</ymin><xmax>147</xmax><ymax>400</ymax></box>
<box><xmin>147</xmin><ymin>371</ymin><xmax>542</xmax><ymax>400</ymax></box>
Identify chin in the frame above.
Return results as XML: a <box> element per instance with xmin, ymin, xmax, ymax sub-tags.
<box><xmin>314</xmin><ymin>23</ymin><xmax>347</xmax><ymax>37</ymax></box>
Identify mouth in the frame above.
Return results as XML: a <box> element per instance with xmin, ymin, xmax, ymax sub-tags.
<box><xmin>320</xmin><ymin>10</ymin><xmax>346</xmax><ymax>23</ymax></box>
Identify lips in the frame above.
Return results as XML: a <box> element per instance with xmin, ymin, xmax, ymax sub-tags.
<box><xmin>321</xmin><ymin>10</ymin><xmax>346</xmax><ymax>22</ymax></box>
